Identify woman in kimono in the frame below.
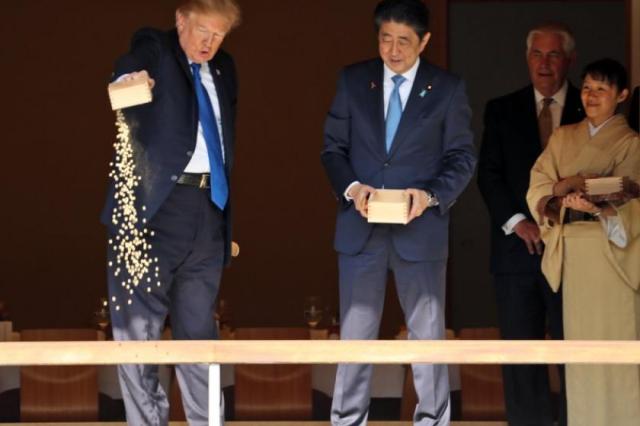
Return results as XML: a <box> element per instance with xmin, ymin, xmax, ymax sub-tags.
<box><xmin>527</xmin><ymin>58</ymin><xmax>640</xmax><ymax>425</ymax></box>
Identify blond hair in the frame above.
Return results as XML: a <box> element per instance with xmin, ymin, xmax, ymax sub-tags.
<box><xmin>177</xmin><ymin>0</ymin><xmax>241</xmax><ymax>29</ymax></box>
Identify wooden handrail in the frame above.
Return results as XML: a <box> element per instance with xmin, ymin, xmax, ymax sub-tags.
<box><xmin>2</xmin><ymin>340</ymin><xmax>640</xmax><ymax>366</ymax></box>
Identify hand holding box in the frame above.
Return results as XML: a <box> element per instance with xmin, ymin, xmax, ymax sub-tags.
<box><xmin>108</xmin><ymin>72</ymin><xmax>153</xmax><ymax>110</ymax></box>
<box><xmin>367</xmin><ymin>189</ymin><xmax>410</xmax><ymax>225</ymax></box>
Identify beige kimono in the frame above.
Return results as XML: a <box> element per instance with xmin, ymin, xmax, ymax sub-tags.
<box><xmin>527</xmin><ymin>114</ymin><xmax>640</xmax><ymax>425</ymax></box>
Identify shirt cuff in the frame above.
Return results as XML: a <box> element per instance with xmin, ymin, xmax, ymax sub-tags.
<box><xmin>601</xmin><ymin>215</ymin><xmax>628</xmax><ymax>248</ymax></box>
<box><xmin>502</xmin><ymin>213</ymin><xmax>527</xmax><ymax>235</ymax></box>
<box><xmin>114</xmin><ymin>74</ymin><xmax>129</xmax><ymax>83</ymax></box>
<box><xmin>344</xmin><ymin>181</ymin><xmax>360</xmax><ymax>202</ymax></box>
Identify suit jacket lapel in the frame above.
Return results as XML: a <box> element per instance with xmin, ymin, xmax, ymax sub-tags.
<box><xmin>561</xmin><ymin>84</ymin><xmax>584</xmax><ymax>125</ymax></box>
<box><xmin>520</xmin><ymin>83</ymin><xmax>584</xmax><ymax>152</ymax></box>
<box><xmin>520</xmin><ymin>86</ymin><xmax>542</xmax><ymax>150</ymax></box>
<box><xmin>388</xmin><ymin>60</ymin><xmax>435</xmax><ymax>158</ymax></box>
<box><xmin>170</xmin><ymin>30</ymin><xmax>199</xmax><ymax>146</ymax></box>
<box><xmin>171</xmin><ymin>30</ymin><xmax>194</xmax><ymax>89</ymax></box>
<box><xmin>209</xmin><ymin>55</ymin><xmax>233</xmax><ymax>173</ymax></box>
<box><xmin>363</xmin><ymin>60</ymin><xmax>386</xmax><ymax>160</ymax></box>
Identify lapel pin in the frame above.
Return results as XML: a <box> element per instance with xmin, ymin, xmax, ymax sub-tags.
<box><xmin>419</xmin><ymin>84</ymin><xmax>433</xmax><ymax>98</ymax></box>
<box><xmin>215</xmin><ymin>68</ymin><xmax>221</xmax><ymax>76</ymax></box>
<box><xmin>370</xmin><ymin>81</ymin><xmax>377</xmax><ymax>90</ymax></box>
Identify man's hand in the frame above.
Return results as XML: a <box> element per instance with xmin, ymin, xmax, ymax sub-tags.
<box><xmin>121</xmin><ymin>70</ymin><xmax>156</xmax><ymax>90</ymax></box>
<box><xmin>348</xmin><ymin>183</ymin><xmax>376</xmax><ymax>219</ymax></box>
<box><xmin>513</xmin><ymin>219</ymin><xmax>543</xmax><ymax>255</ymax></box>
<box><xmin>405</xmin><ymin>188</ymin><xmax>429</xmax><ymax>223</ymax></box>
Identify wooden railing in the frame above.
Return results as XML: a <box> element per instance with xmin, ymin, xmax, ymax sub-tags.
<box><xmin>2</xmin><ymin>339</ymin><xmax>640</xmax><ymax>425</ymax></box>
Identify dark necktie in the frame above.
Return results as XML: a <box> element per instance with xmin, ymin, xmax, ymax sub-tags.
<box><xmin>538</xmin><ymin>97</ymin><xmax>554</xmax><ymax>148</ymax></box>
<box><xmin>385</xmin><ymin>75</ymin><xmax>406</xmax><ymax>152</ymax></box>
<box><xmin>191</xmin><ymin>63</ymin><xmax>228</xmax><ymax>210</ymax></box>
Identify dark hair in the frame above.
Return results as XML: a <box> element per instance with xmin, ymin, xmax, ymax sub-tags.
<box><xmin>581</xmin><ymin>58</ymin><xmax>628</xmax><ymax>91</ymax></box>
<box><xmin>374</xmin><ymin>0</ymin><xmax>430</xmax><ymax>39</ymax></box>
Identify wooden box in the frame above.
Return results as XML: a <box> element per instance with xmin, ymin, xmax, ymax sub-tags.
<box><xmin>108</xmin><ymin>75</ymin><xmax>153</xmax><ymax>110</ymax></box>
<box><xmin>585</xmin><ymin>176</ymin><xmax>623</xmax><ymax>196</ymax></box>
<box><xmin>368</xmin><ymin>189</ymin><xmax>409</xmax><ymax>224</ymax></box>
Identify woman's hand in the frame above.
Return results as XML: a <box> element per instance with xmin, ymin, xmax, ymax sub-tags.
<box><xmin>562</xmin><ymin>192</ymin><xmax>600</xmax><ymax>214</ymax></box>
<box><xmin>553</xmin><ymin>175</ymin><xmax>586</xmax><ymax>196</ymax></box>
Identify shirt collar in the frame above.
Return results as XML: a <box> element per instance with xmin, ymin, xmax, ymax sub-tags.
<box><xmin>534</xmin><ymin>80</ymin><xmax>568</xmax><ymax>108</ymax></box>
<box><xmin>588</xmin><ymin>115</ymin><xmax>616</xmax><ymax>137</ymax></box>
<box><xmin>383</xmin><ymin>57</ymin><xmax>420</xmax><ymax>86</ymax></box>
<box><xmin>188</xmin><ymin>60</ymin><xmax>210</xmax><ymax>74</ymax></box>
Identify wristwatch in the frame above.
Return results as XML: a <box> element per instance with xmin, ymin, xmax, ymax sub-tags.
<box><xmin>425</xmin><ymin>190</ymin><xmax>439</xmax><ymax>207</ymax></box>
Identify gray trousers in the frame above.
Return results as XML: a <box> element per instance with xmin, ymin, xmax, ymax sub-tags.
<box><xmin>108</xmin><ymin>185</ymin><xmax>225</xmax><ymax>426</ymax></box>
<box><xmin>331</xmin><ymin>226</ymin><xmax>450</xmax><ymax>426</ymax></box>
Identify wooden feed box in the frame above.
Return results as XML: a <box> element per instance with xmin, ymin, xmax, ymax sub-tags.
<box><xmin>368</xmin><ymin>189</ymin><xmax>410</xmax><ymax>225</ymax></box>
<box><xmin>585</xmin><ymin>176</ymin><xmax>622</xmax><ymax>195</ymax></box>
<box><xmin>108</xmin><ymin>75</ymin><xmax>153</xmax><ymax>110</ymax></box>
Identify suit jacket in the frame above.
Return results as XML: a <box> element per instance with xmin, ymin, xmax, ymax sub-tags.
<box><xmin>321</xmin><ymin>58</ymin><xmax>476</xmax><ymax>262</ymax></box>
<box><xmin>100</xmin><ymin>28</ymin><xmax>237</xmax><ymax>264</ymax></box>
<box><xmin>477</xmin><ymin>84</ymin><xmax>584</xmax><ymax>274</ymax></box>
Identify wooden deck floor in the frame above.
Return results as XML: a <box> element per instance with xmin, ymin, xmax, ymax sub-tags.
<box><xmin>7</xmin><ymin>422</ymin><xmax>508</xmax><ymax>426</ymax></box>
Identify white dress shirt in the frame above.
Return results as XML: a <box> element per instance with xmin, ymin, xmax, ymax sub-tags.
<box><xmin>533</xmin><ymin>81</ymin><xmax>568</xmax><ymax>131</ymax></box>
<box><xmin>383</xmin><ymin>58</ymin><xmax>420</xmax><ymax>117</ymax></box>
<box><xmin>184</xmin><ymin>60</ymin><xmax>226</xmax><ymax>173</ymax></box>
<box><xmin>116</xmin><ymin>64</ymin><xmax>226</xmax><ymax>173</ymax></box>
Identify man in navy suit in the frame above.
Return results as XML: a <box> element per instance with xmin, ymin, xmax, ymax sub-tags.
<box><xmin>477</xmin><ymin>23</ymin><xmax>583</xmax><ymax>426</ymax></box>
<box><xmin>101</xmin><ymin>0</ymin><xmax>240</xmax><ymax>424</ymax></box>
<box><xmin>321</xmin><ymin>1</ymin><xmax>476</xmax><ymax>424</ymax></box>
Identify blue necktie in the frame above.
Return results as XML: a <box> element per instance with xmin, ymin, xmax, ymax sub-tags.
<box><xmin>191</xmin><ymin>63</ymin><xmax>228</xmax><ymax>210</ymax></box>
<box><xmin>385</xmin><ymin>74</ymin><xmax>406</xmax><ymax>152</ymax></box>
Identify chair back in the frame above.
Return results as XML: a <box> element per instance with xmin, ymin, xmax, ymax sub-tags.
<box><xmin>0</xmin><ymin>321</ymin><xmax>12</xmax><ymax>341</ymax></box>
<box><xmin>20</xmin><ymin>328</ymin><xmax>100</xmax><ymax>422</ymax></box>
<box><xmin>234</xmin><ymin>327</ymin><xmax>312</xmax><ymax>420</ymax></box>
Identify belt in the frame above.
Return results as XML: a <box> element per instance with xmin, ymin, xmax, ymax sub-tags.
<box><xmin>563</xmin><ymin>209</ymin><xmax>599</xmax><ymax>224</ymax></box>
<box><xmin>176</xmin><ymin>173</ymin><xmax>210</xmax><ymax>189</ymax></box>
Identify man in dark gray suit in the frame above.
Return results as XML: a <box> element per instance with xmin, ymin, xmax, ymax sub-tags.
<box><xmin>477</xmin><ymin>23</ymin><xmax>584</xmax><ymax>426</ymax></box>
<box><xmin>321</xmin><ymin>1</ymin><xmax>476</xmax><ymax>424</ymax></box>
<box><xmin>102</xmin><ymin>1</ymin><xmax>240</xmax><ymax>424</ymax></box>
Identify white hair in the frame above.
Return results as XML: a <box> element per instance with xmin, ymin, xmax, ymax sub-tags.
<box><xmin>526</xmin><ymin>24</ymin><xmax>575</xmax><ymax>56</ymax></box>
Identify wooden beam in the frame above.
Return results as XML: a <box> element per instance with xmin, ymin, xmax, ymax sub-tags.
<box><xmin>2</xmin><ymin>340</ymin><xmax>640</xmax><ymax>366</ymax></box>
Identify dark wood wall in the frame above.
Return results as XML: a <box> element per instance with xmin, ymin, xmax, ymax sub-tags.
<box><xmin>0</xmin><ymin>0</ymin><xmax>448</xmax><ymax>336</ymax></box>
<box><xmin>0</xmin><ymin>0</ymin><xmax>629</xmax><ymax>335</ymax></box>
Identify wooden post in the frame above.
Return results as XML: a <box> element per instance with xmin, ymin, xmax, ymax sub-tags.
<box><xmin>209</xmin><ymin>363</ymin><xmax>221</xmax><ymax>426</ymax></box>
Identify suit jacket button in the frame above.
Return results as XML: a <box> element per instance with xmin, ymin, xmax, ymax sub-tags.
<box><xmin>384</xmin><ymin>162</ymin><xmax>390</xmax><ymax>167</ymax></box>
<box><xmin>171</xmin><ymin>175</ymin><xmax>178</xmax><ymax>182</ymax></box>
